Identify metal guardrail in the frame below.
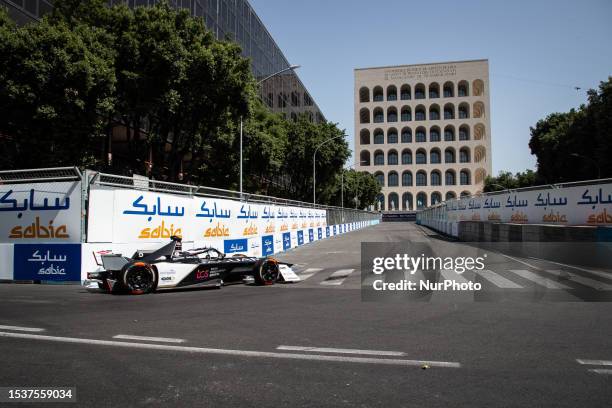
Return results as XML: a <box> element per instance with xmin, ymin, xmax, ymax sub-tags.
<box><xmin>0</xmin><ymin>167</ymin><xmax>82</xmax><ymax>184</ymax></box>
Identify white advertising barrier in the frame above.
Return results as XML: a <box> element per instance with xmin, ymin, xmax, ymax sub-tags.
<box><xmin>0</xmin><ymin>181</ymin><xmax>82</xmax><ymax>243</ymax></box>
<box><xmin>418</xmin><ymin>183</ymin><xmax>612</xmax><ymax>236</ymax></box>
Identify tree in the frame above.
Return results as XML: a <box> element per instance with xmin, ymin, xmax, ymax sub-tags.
<box><xmin>0</xmin><ymin>8</ymin><xmax>116</xmax><ymax>169</ymax></box>
<box><xmin>483</xmin><ymin>169</ymin><xmax>537</xmax><ymax>192</ymax></box>
<box><xmin>330</xmin><ymin>169</ymin><xmax>381</xmax><ymax>209</ymax></box>
<box><xmin>529</xmin><ymin>77</ymin><xmax>612</xmax><ymax>183</ymax></box>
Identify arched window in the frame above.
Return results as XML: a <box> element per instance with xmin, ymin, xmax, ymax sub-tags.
<box><xmin>444</xmin><ymin>125</ymin><xmax>455</xmax><ymax>141</ymax></box>
<box><xmin>415</xmin><ymin>83</ymin><xmax>426</xmax><ymax>99</ymax></box>
<box><xmin>373</xmin><ymin>129</ymin><xmax>384</xmax><ymax>144</ymax></box>
<box><xmin>431</xmin><ymin>192</ymin><xmax>442</xmax><ymax>205</ymax></box>
<box><xmin>460</xmin><ymin>147</ymin><xmax>470</xmax><ymax>163</ymax></box>
<box><xmin>374</xmin><ymin>172</ymin><xmax>384</xmax><ymax>186</ymax></box>
<box><xmin>387</xmin><ymin>107</ymin><xmax>398</xmax><ymax>122</ymax></box>
<box><xmin>416</xmin><ymin>192</ymin><xmax>427</xmax><ymax>209</ymax></box>
<box><xmin>430</xmin><ymin>126</ymin><xmax>441</xmax><ymax>142</ymax></box>
<box><xmin>388</xmin><ymin>171</ymin><xmax>399</xmax><ymax>186</ymax></box>
<box><xmin>360</xmin><ymin>150</ymin><xmax>370</xmax><ymax>166</ymax></box>
<box><xmin>445</xmin><ymin>148</ymin><xmax>456</xmax><ymax>163</ymax></box>
<box><xmin>373</xmin><ymin>86</ymin><xmax>383</xmax><ymax>102</ymax></box>
<box><xmin>473</xmin><ymin>101</ymin><xmax>485</xmax><ymax>118</ymax></box>
<box><xmin>376</xmin><ymin>193</ymin><xmax>385</xmax><ymax>211</ymax></box>
<box><xmin>359</xmin><ymin>87</ymin><xmax>370</xmax><ymax>103</ymax></box>
<box><xmin>400</xmin><ymin>84</ymin><xmax>411</xmax><ymax>100</ymax></box>
<box><xmin>402</xmin><ymin>192</ymin><xmax>413</xmax><ymax>210</ymax></box>
<box><xmin>445</xmin><ymin>170</ymin><xmax>456</xmax><ymax>185</ymax></box>
<box><xmin>388</xmin><ymin>150</ymin><xmax>398</xmax><ymax>165</ymax></box>
<box><xmin>415</xmin><ymin>105</ymin><xmax>426</xmax><ymax>121</ymax></box>
<box><xmin>387</xmin><ymin>85</ymin><xmax>397</xmax><ymax>101</ymax></box>
<box><xmin>401</xmin><ymin>127</ymin><xmax>412</xmax><ymax>143</ymax></box>
<box><xmin>473</xmin><ymin>79</ymin><xmax>485</xmax><ymax>96</ymax></box>
<box><xmin>445</xmin><ymin>191</ymin><xmax>456</xmax><ymax>201</ymax></box>
<box><xmin>359</xmin><ymin>108</ymin><xmax>370</xmax><ymax>124</ymax></box>
<box><xmin>388</xmin><ymin>193</ymin><xmax>399</xmax><ymax>211</ymax></box>
<box><xmin>429</xmin><ymin>82</ymin><xmax>440</xmax><ymax>98</ymax></box>
<box><xmin>458</xmin><ymin>103</ymin><xmax>469</xmax><ymax>119</ymax></box>
<box><xmin>415</xmin><ymin>127</ymin><xmax>426</xmax><ymax>142</ymax></box>
<box><xmin>460</xmin><ymin>170</ymin><xmax>471</xmax><ymax>185</ymax></box>
<box><xmin>416</xmin><ymin>170</ymin><xmax>427</xmax><ymax>186</ymax></box>
<box><xmin>443</xmin><ymin>81</ymin><xmax>454</xmax><ymax>98</ymax></box>
<box><xmin>402</xmin><ymin>171</ymin><xmax>413</xmax><ymax>186</ymax></box>
<box><xmin>401</xmin><ymin>149</ymin><xmax>412</xmax><ymax>164</ymax></box>
<box><xmin>460</xmin><ymin>191</ymin><xmax>470</xmax><ymax>198</ymax></box>
<box><xmin>401</xmin><ymin>106</ymin><xmax>412</xmax><ymax>121</ymax></box>
<box><xmin>373</xmin><ymin>107</ymin><xmax>384</xmax><ymax>123</ymax></box>
<box><xmin>430</xmin><ymin>148</ymin><xmax>441</xmax><ymax>164</ymax></box>
<box><xmin>458</xmin><ymin>80</ymin><xmax>469</xmax><ymax>97</ymax></box>
<box><xmin>444</xmin><ymin>103</ymin><xmax>455</xmax><ymax>119</ymax></box>
<box><xmin>360</xmin><ymin>129</ymin><xmax>370</xmax><ymax>144</ymax></box>
<box><xmin>431</xmin><ymin>170</ymin><xmax>441</xmax><ymax>186</ymax></box>
<box><xmin>474</xmin><ymin>145</ymin><xmax>486</xmax><ymax>163</ymax></box>
<box><xmin>374</xmin><ymin>150</ymin><xmax>384</xmax><ymax>165</ymax></box>
<box><xmin>416</xmin><ymin>149</ymin><xmax>427</xmax><ymax>164</ymax></box>
<box><xmin>429</xmin><ymin>104</ymin><xmax>440</xmax><ymax>120</ymax></box>
<box><xmin>459</xmin><ymin>125</ymin><xmax>470</xmax><ymax>141</ymax></box>
<box><xmin>387</xmin><ymin>128</ymin><xmax>398</xmax><ymax>144</ymax></box>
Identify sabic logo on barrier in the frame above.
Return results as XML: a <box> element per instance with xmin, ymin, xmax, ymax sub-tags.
<box><xmin>291</xmin><ymin>223</ymin><xmax>298</xmax><ymax>230</ymax></box>
<box><xmin>243</xmin><ymin>223</ymin><xmax>258</xmax><ymax>236</ymax></box>
<box><xmin>510</xmin><ymin>211</ymin><xmax>528</xmax><ymax>223</ymax></box>
<box><xmin>204</xmin><ymin>222</ymin><xmax>230</xmax><ymax>237</ymax></box>
<box><xmin>587</xmin><ymin>209</ymin><xmax>612</xmax><ymax>224</ymax></box>
<box><xmin>487</xmin><ymin>212</ymin><xmax>501</xmax><ymax>221</ymax></box>
<box><xmin>280</xmin><ymin>224</ymin><xmax>289</xmax><ymax>232</ymax></box>
<box><xmin>542</xmin><ymin>211</ymin><xmax>568</xmax><ymax>223</ymax></box>
<box><xmin>265</xmin><ymin>224</ymin><xmax>275</xmax><ymax>233</ymax></box>
<box><xmin>9</xmin><ymin>217</ymin><xmax>69</xmax><ymax>239</ymax></box>
<box><xmin>139</xmin><ymin>221</ymin><xmax>182</xmax><ymax>239</ymax></box>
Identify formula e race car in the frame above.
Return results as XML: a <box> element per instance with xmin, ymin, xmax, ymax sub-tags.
<box><xmin>84</xmin><ymin>236</ymin><xmax>298</xmax><ymax>295</ymax></box>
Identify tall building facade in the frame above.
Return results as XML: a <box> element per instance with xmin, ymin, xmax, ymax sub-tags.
<box><xmin>1</xmin><ymin>0</ymin><xmax>324</xmax><ymax>122</ymax></box>
<box><xmin>354</xmin><ymin>60</ymin><xmax>492</xmax><ymax>211</ymax></box>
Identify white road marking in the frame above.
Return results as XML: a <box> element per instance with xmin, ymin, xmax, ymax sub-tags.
<box><xmin>321</xmin><ymin>269</ymin><xmax>355</xmax><ymax>285</ymax></box>
<box><xmin>589</xmin><ymin>369</ymin><xmax>612</xmax><ymax>375</ymax></box>
<box><xmin>545</xmin><ymin>270</ymin><xmax>612</xmax><ymax>290</ymax></box>
<box><xmin>0</xmin><ymin>331</ymin><xmax>461</xmax><ymax>368</ymax></box>
<box><xmin>508</xmin><ymin>269</ymin><xmax>571</xmax><ymax>289</ymax></box>
<box><xmin>440</xmin><ymin>269</ymin><xmax>470</xmax><ymax>284</ymax></box>
<box><xmin>0</xmin><ymin>325</ymin><xmax>45</xmax><ymax>333</ymax></box>
<box><xmin>277</xmin><ymin>345</ymin><xmax>405</xmax><ymax>356</ymax></box>
<box><xmin>298</xmin><ymin>268</ymin><xmax>322</xmax><ymax>281</ymax></box>
<box><xmin>474</xmin><ymin>270</ymin><xmax>523</xmax><ymax>289</ymax></box>
<box><xmin>113</xmin><ymin>334</ymin><xmax>186</xmax><ymax>344</ymax></box>
<box><xmin>576</xmin><ymin>359</ymin><xmax>612</xmax><ymax>366</ymax></box>
<box><xmin>499</xmin><ymin>254</ymin><xmax>541</xmax><ymax>270</ymax></box>
<box><xmin>529</xmin><ymin>258</ymin><xmax>612</xmax><ymax>281</ymax></box>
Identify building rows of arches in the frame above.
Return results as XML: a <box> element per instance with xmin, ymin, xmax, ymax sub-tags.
<box><xmin>375</xmin><ymin>191</ymin><xmax>472</xmax><ymax>211</ymax></box>
<box><xmin>361</xmin><ymin>146</ymin><xmax>487</xmax><ymax>166</ymax></box>
<box><xmin>372</xmin><ymin>168</ymin><xmax>480</xmax><ymax>187</ymax></box>
<box><xmin>358</xmin><ymin>102</ymin><xmax>485</xmax><ymax>124</ymax></box>
<box><xmin>359</xmin><ymin>124</ymin><xmax>486</xmax><ymax>144</ymax></box>
<box><xmin>359</xmin><ymin>79</ymin><xmax>485</xmax><ymax>103</ymax></box>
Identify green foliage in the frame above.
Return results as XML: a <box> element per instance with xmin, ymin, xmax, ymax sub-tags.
<box><xmin>528</xmin><ymin>77</ymin><xmax>612</xmax><ymax>183</ymax></box>
<box><xmin>0</xmin><ymin>8</ymin><xmax>116</xmax><ymax>168</ymax></box>
<box><xmin>330</xmin><ymin>170</ymin><xmax>381</xmax><ymax>209</ymax></box>
<box><xmin>483</xmin><ymin>170</ymin><xmax>537</xmax><ymax>192</ymax></box>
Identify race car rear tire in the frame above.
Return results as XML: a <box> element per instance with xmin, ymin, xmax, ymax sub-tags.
<box><xmin>253</xmin><ymin>258</ymin><xmax>280</xmax><ymax>286</ymax></box>
<box><xmin>120</xmin><ymin>262</ymin><xmax>157</xmax><ymax>295</ymax></box>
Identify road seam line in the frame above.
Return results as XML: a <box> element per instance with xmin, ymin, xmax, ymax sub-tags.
<box><xmin>0</xmin><ymin>331</ymin><xmax>461</xmax><ymax>368</ymax></box>
<box><xmin>277</xmin><ymin>345</ymin><xmax>405</xmax><ymax>356</ymax></box>
<box><xmin>0</xmin><ymin>325</ymin><xmax>45</xmax><ymax>333</ymax></box>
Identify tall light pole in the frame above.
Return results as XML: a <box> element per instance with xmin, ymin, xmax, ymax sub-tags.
<box><xmin>313</xmin><ymin>134</ymin><xmax>345</xmax><ymax>205</ymax></box>
<box><xmin>240</xmin><ymin>64</ymin><xmax>301</xmax><ymax>198</ymax></box>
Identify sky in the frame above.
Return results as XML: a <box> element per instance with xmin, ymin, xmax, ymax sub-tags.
<box><xmin>248</xmin><ymin>0</ymin><xmax>612</xmax><ymax>175</ymax></box>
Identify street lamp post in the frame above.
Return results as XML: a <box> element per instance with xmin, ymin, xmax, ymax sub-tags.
<box><xmin>313</xmin><ymin>134</ymin><xmax>344</xmax><ymax>205</ymax></box>
<box><xmin>240</xmin><ymin>64</ymin><xmax>301</xmax><ymax>198</ymax></box>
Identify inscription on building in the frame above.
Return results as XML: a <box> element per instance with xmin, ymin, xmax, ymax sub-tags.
<box><xmin>384</xmin><ymin>64</ymin><xmax>457</xmax><ymax>81</ymax></box>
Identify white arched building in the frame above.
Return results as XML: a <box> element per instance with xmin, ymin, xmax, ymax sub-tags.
<box><xmin>354</xmin><ymin>59</ymin><xmax>492</xmax><ymax>210</ymax></box>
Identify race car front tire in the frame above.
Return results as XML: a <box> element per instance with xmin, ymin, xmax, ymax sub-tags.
<box><xmin>253</xmin><ymin>258</ymin><xmax>280</xmax><ymax>286</ymax></box>
<box><xmin>120</xmin><ymin>262</ymin><xmax>157</xmax><ymax>295</ymax></box>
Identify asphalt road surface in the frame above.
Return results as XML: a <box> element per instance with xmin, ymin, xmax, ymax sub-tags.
<box><xmin>1</xmin><ymin>222</ymin><xmax>611</xmax><ymax>407</ymax></box>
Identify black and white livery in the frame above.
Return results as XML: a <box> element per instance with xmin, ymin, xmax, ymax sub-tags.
<box><xmin>84</xmin><ymin>236</ymin><xmax>298</xmax><ymax>295</ymax></box>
